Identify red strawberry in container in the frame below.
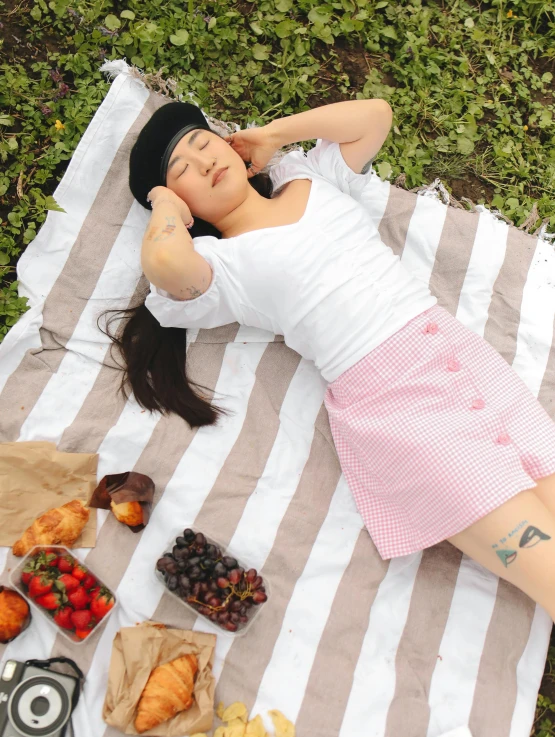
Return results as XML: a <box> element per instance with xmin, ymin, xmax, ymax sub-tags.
<box><xmin>67</xmin><ymin>586</ymin><xmax>90</xmax><ymax>610</ymax></box>
<box><xmin>28</xmin><ymin>574</ymin><xmax>53</xmax><ymax>599</ymax></box>
<box><xmin>71</xmin><ymin>610</ymin><xmax>93</xmax><ymax>639</ymax></box>
<box><xmin>35</xmin><ymin>592</ymin><xmax>64</xmax><ymax>610</ymax></box>
<box><xmin>90</xmin><ymin>587</ymin><xmax>115</xmax><ymax>622</ymax></box>
<box><xmin>82</xmin><ymin>573</ymin><xmax>97</xmax><ymax>590</ymax></box>
<box><xmin>71</xmin><ymin>564</ymin><xmax>87</xmax><ymax>582</ymax></box>
<box><xmin>55</xmin><ymin>574</ymin><xmax>80</xmax><ymax>593</ymax></box>
<box><xmin>56</xmin><ymin>555</ymin><xmax>75</xmax><ymax>574</ymax></box>
<box><xmin>53</xmin><ymin>606</ymin><xmax>73</xmax><ymax>631</ymax></box>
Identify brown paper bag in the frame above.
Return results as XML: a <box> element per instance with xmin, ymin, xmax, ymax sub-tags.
<box><xmin>103</xmin><ymin>622</ymin><xmax>216</xmax><ymax>735</ymax></box>
<box><xmin>0</xmin><ymin>441</ymin><xmax>98</xmax><ymax>549</ymax></box>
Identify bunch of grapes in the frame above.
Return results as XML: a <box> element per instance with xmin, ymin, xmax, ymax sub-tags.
<box><xmin>156</xmin><ymin>529</ymin><xmax>268</xmax><ymax>633</ymax></box>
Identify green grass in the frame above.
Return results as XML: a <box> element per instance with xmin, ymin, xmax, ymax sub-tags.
<box><xmin>0</xmin><ymin>0</ymin><xmax>554</xmax><ymax>730</ymax></box>
<box><xmin>0</xmin><ymin>0</ymin><xmax>554</xmax><ymax>339</ymax></box>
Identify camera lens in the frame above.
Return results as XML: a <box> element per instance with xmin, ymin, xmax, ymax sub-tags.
<box><xmin>30</xmin><ymin>695</ymin><xmax>50</xmax><ymax>716</ymax></box>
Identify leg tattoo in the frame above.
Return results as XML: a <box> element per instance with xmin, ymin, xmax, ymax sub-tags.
<box><xmin>519</xmin><ymin>525</ymin><xmax>551</xmax><ymax>548</ymax></box>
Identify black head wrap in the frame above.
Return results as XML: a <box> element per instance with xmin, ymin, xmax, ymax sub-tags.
<box><xmin>128</xmin><ymin>101</ymin><xmax>212</xmax><ymax>210</ymax></box>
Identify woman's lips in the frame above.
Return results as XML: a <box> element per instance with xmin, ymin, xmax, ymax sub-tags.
<box><xmin>212</xmin><ymin>167</ymin><xmax>228</xmax><ymax>186</ymax></box>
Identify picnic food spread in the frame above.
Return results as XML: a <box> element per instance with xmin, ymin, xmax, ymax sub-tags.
<box><xmin>3</xmin><ymin>450</ymin><xmax>282</xmax><ymax>735</ymax></box>
<box><xmin>156</xmin><ymin>528</ymin><xmax>268</xmax><ymax>633</ymax></box>
<box><xmin>12</xmin><ymin>499</ymin><xmax>90</xmax><ymax>556</ymax></box>
<box><xmin>135</xmin><ymin>653</ymin><xmax>198</xmax><ymax>733</ymax></box>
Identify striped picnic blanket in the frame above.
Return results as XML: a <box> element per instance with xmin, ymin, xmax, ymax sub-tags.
<box><xmin>1</xmin><ymin>61</ymin><xmax>554</xmax><ymax>737</ymax></box>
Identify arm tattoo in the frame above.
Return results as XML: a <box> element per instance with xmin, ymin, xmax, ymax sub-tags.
<box><xmin>361</xmin><ymin>158</ymin><xmax>374</xmax><ymax>175</ymax></box>
<box><xmin>146</xmin><ymin>216</ymin><xmax>177</xmax><ymax>242</ymax></box>
<box><xmin>186</xmin><ymin>286</ymin><xmax>203</xmax><ymax>299</ymax></box>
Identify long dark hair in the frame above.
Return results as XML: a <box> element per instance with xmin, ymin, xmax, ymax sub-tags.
<box><xmin>98</xmin><ymin>155</ymin><xmax>273</xmax><ymax>429</ymax></box>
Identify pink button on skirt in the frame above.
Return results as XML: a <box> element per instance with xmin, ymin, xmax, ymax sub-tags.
<box><xmin>325</xmin><ymin>304</ymin><xmax>555</xmax><ymax>560</ymax></box>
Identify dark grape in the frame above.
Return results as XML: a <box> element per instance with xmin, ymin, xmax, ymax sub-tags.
<box><xmin>165</xmin><ymin>561</ymin><xmax>178</xmax><ymax>575</ymax></box>
<box><xmin>191</xmin><ymin>582</ymin><xmax>201</xmax><ymax>597</ymax></box>
<box><xmin>167</xmin><ymin>575</ymin><xmax>178</xmax><ymax>591</ymax></box>
<box><xmin>173</xmin><ymin>546</ymin><xmax>185</xmax><ymax>560</ymax></box>
<box><xmin>243</xmin><ymin>599</ymin><xmax>253</xmax><ymax>609</ymax></box>
<box><xmin>187</xmin><ymin>556</ymin><xmax>201</xmax><ymax>568</ymax></box>
<box><xmin>202</xmin><ymin>558</ymin><xmax>215</xmax><ymax>571</ymax></box>
<box><xmin>175</xmin><ymin>536</ymin><xmax>187</xmax><ymax>548</ymax></box>
<box><xmin>205</xmin><ymin>544</ymin><xmax>218</xmax><ymax>558</ymax></box>
<box><xmin>199</xmin><ymin>582</ymin><xmax>209</xmax><ymax>592</ymax></box>
<box><xmin>179</xmin><ymin>575</ymin><xmax>190</xmax><ymax>590</ymax></box>
<box><xmin>183</xmin><ymin>529</ymin><xmax>195</xmax><ymax>542</ymax></box>
<box><xmin>214</xmin><ymin>562</ymin><xmax>227</xmax><ymax>577</ymax></box>
<box><xmin>230</xmin><ymin>612</ymin><xmax>240</xmax><ymax>623</ymax></box>
<box><xmin>156</xmin><ymin>557</ymin><xmax>173</xmax><ymax>571</ymax></box>
<box><xmin>239</xmin><ymin>604</ymin><xmax>247</xmax><ymax>616</ymax></box>
<box><xmin>188</xmin><ymin>565</ymin><xmax>201</xmax><ymax>580</ymax></box>
<box><xmin>218</xmin><ymin>612</ymin><xmax>230</xmax><ymax>624</ymax></box>
<box><xmin>252</xmin><ymin>591</ymin><xmax>267</xmax><ymax>604</ymax></box>
<box><xmin>195</xmin><ymin>532</ymin><xmax>206</xmax><ymax>546</ymax></box>
<box><xmin>207</xmin><ymin>596</ymin><xmax>221</xmax><ymax>608</ymax></box>
<box><xmin>222</xmin><ymin>556</ymin><xmax>238</xmax><ymax>569</ymax></box>
<box><xmin>198</xmin><ymin>605</ymin><xmax>211</xmax><ymax>616</ymax></box>
<box><xmin>209</xmin><ymin>581</ymin><xmax>219</xmax><ymax>593</ymax></box>
<box><xmin>230</xmin><ymin>600</ymin><xmax>242</xmax><ymax>613</ymax></box>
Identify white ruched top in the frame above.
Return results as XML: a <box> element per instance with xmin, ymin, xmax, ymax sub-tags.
<box><xmin>145</xmin><ymin>139</ymin><xmax>437</xmax><ymax>383</ymax></box>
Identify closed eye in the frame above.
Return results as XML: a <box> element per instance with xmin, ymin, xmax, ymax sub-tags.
<box><xmin>178</xmin><ymin>141</ymin><xmax>209</xmax><ymax>176</ymax></box>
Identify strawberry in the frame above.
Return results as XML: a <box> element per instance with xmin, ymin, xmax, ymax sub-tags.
<box><xmin>90</xmin><ymin>587</ymin><xmax>115</xmax><ymax>622</ymax></box>
<box><xmin>82</xmin><ymin>573</ymin><xmax>97</xmax><ymax>590</ymax></box>
<box><xmin>70</xmin><ymin>609</ymin><xmax>92</xmax><ymax>630</ymax></box>
<box><xmin>56</xmin><ymin>556</ymin><xmax>75</xmax><ymax>574</ymax></box>
<box><xmin>35</xmin><ymin>592</ymin><xmax>63</xmax><ymax>610</ymax></box>
<box><xmin>71</xmin><ymin>564</ymin><xmax>87</xmax><ymax>582</ymax></box>
<box><xmin>53</xmin><ymin>606</ymin><xmax>74</xmax><ymax>630</ymax></box>
<box><xmin>34</xmin><ymin>551</ymin><xmax>58</xmax><ymax>570</ymax></box>
<box><xmin>67</xmin><ymin>586</ymin><xmax>90</xmax><ymax>610</ymax></box>
<box><xmin>55</xmin><ymin>574</ymin><xmax>80</xmax><ymax>593</ymax></box>
<box><xmin>75</xmin><ymin>628</ymin><xmax>92</xmax><ymax>640</ymax></box>
<box><xmin>21</xmin><ymin>570</ymin><xmax>34</xmax><ymax>585</ymax></box>
<box><xmin>28</xmin><ymin>573</ymin><xmax>53</xmax><ymax>598</ymax></box>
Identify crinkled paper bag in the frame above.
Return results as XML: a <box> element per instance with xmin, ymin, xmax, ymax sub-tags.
<box><xmin>0</xmin><ymin>441</ymin><xmax>97</xmax><ymax>548</ymax></box>
<box><xmin>103</xmin><ymin>622</ymin><xmax>216</xmax><ymax>735</ymax></box>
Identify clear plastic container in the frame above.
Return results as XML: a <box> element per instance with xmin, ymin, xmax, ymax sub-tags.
<box><xmin>154</xmin><ymin>529</ymin><xmax>270</xmax><ymax>638</ymax></box>
<box><xmin>9</xmin><ymin>545</ymin><xmax>117</xmax><ymax>645</ymax></box>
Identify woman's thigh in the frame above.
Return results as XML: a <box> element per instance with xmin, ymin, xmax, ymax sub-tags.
<box><xmin>530</xmin><ymin>472</ymin><xmax>555</xmax><ymax>517</ymax></box>
<box><xmin>447</xmin><ymin>486</ymin><xmax>555</xmax><ymax>619</ymax></box>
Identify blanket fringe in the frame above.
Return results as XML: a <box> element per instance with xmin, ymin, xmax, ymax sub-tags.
<box><xmin>100</xmin><ymin>59</ymin><xmax>554</xmax><ymax>242</ymax></box>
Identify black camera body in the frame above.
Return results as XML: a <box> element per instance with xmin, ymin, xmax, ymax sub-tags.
<box><xmin>0</xmin><ymin>659</ymin><xmax>79</xmax><ymax>737</ymax></box>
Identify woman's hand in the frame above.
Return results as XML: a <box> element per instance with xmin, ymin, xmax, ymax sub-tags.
<box><xmin>225</xmin><ymin>126</ymin><xmax>279</xmax><ymax>179</ymax></box>
<box><xmin>147</xmin><ymin>186</ymin><xmax>194</xmax><ymax>229</ymax></box>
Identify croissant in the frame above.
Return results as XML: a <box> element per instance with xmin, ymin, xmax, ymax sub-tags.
<box><xmin>12</xmin><ymin>499</ymin><xmax>90</xmax><ymax>557</ymax></box>
<box><xmin>134</xmin><ymin>653</ymin><xmax>198</xmax><ymax>734</ymax></box>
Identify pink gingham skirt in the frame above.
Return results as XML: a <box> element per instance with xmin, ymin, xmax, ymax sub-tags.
<box><xmin>325</xmin><ymin>304</ymin><xmax>555</xmax><ymax>560</ymax></box>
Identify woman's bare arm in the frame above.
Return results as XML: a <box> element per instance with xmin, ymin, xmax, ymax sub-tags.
<box><xmin>266</xmin><ymin>99</ymin><xmax>393</xmax><ymax>174</ymax></box>
<box><xmin>141</xmin><ymin>198</ymin><xmax>212</xmax><ymax>300</ymax></box>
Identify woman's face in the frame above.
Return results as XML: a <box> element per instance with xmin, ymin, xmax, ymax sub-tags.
<box><xmin>165</xmin><ymin>128</ymin><xmax>247</xmax><ymax>223</ymax></box>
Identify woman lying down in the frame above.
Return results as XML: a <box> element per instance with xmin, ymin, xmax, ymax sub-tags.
<box><xmin>106</xmin><ymin>98</ymin><xmax>555</xmax><ymax>619</ymax></box>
